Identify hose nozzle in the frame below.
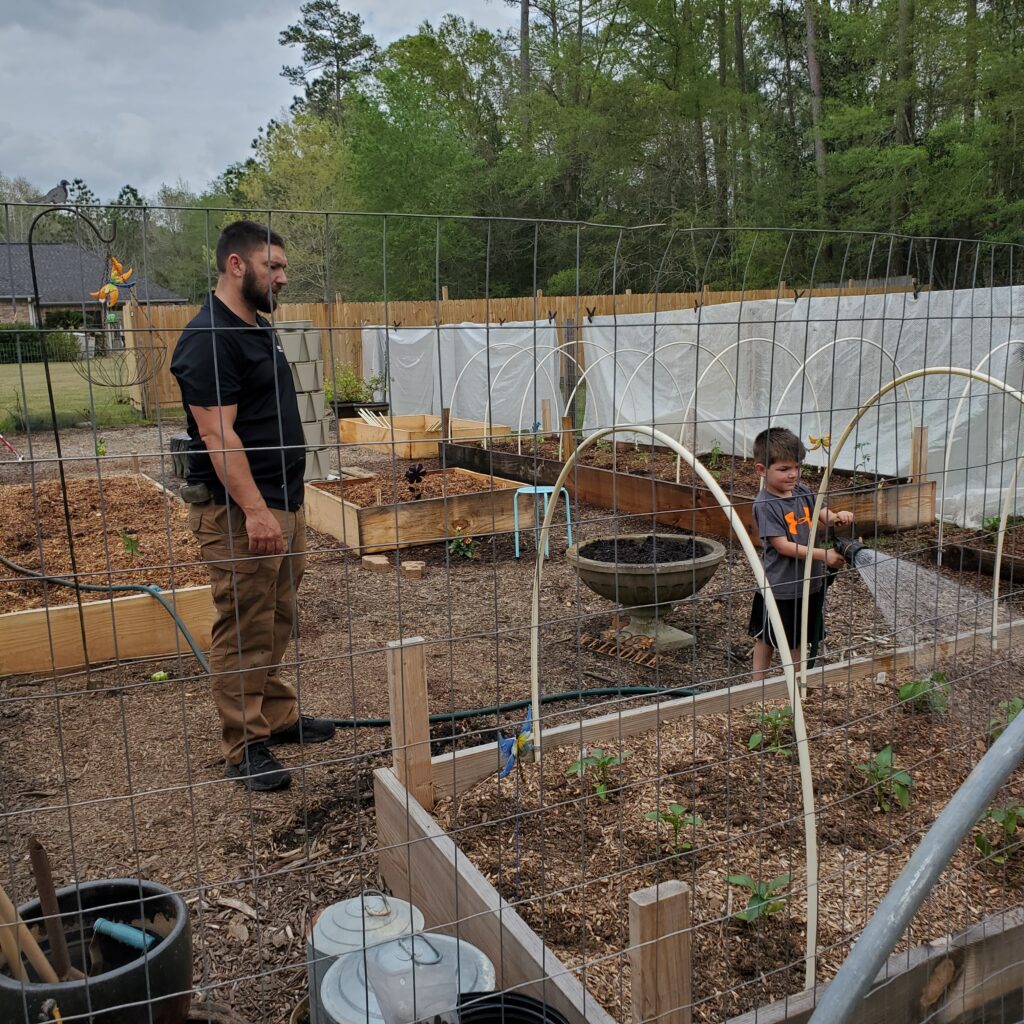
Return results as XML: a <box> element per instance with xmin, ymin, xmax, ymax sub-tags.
<box><xmin>833</xmin><ymin>535</ymin><xmax>865</xmax><ymax>566</ymax></box>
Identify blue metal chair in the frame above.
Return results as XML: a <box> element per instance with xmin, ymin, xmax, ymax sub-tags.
<box><xmin>513</xmin><ymin>485</ymin><xmax>573</xmax><ymax>558</ymax></box>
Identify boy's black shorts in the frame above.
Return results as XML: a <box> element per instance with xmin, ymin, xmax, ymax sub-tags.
<box><xmin>748</xmin><ymin>589</ymin><xmax>825</xmax><ymax>652</ymax></box>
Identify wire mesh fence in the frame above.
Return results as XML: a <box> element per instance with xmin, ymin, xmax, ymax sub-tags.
<box><xmin>2</xmin><ymin>208</ymin><xmax>1024</xmax><ymax>1024</ymax></box>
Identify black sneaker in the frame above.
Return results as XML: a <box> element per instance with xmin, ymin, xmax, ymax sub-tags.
<box><xmin>267</xmin><ymin>715</ymin><xmax>337</xmax><ymax>746</ymax></box>
<box><xmin>225</xmin><ymin>742</ymin><xmax>292</xmax><ymax>791</ymax></box>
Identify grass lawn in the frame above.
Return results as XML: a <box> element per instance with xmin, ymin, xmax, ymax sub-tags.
<box><xmin>0</xmin><ymin>360</ymin><xmax>150</xmax><ymax>431</ymax></box>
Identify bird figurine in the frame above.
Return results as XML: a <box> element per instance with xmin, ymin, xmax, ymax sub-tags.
<box><xmin>90</xmin><ymin>255</ymin><xmax>135</xmax><ymax>308</ymax></box>
<box><xmin>41</xmin><ymin>180</ymin><xmax>70</xmax><ymax>205</ymax></box>
<box><xmin>497</xmin><ymin>707</ymin><xmax>533</xmax><ymax>779</ymax></box>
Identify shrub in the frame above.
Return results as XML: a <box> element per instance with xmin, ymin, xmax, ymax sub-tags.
<box><xmin>324</xmin><ymin>365</ymin><xmax>386</xmax><ymax>405</ymax></box>
<box><xmin>0</xmin><ymin>324</ymin><xmax>80</xmax><ymax>364</ymax></box>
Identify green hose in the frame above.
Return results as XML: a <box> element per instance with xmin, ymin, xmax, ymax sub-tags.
<box><xmin>0</xmin><ymin>553</ymin><xmax>211</xmax><ymax>673</ymax></box>
<box><xmin>1</xmin><ymin>556</ymin><xmax>699</xmax><ymax>725</ymax></box>
<box><xmin>328</xmin><ymin>683</ymin><xmax>699</xmax><ymax>729</ymax></box>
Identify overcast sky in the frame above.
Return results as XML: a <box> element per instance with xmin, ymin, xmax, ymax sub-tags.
<box><xmin>0</xmin><ymin>0</ymin><xmax>516</xmax><ymax>202</ymax></box>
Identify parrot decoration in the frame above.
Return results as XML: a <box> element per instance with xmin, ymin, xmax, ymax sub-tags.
<box><xmin>497</xmin><ymin>707</ymin><xmax>533</xmax><ymax>779</ymax></box>
<box><xmin>90</xmin><ymin>256</ymin><xmax>135</xmax><ymax>308</ymax></box>
<box><xmin>807</xmin><ymin>434</ymin><xmax>831</xmax><ymax>452</ymax></box>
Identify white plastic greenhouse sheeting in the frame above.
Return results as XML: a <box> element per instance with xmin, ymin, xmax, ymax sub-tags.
<box><xmin>578</xmin><ymin>286</ymin><xmax>1024</xmax><ymax>527</ymax></box>
<box><xmin>361</xmin><ymin>322</ymin><xmax>562</xmax><ymax>431</ymax></box>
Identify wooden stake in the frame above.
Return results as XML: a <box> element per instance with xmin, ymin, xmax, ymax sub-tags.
<box><xmin>441</xmin><ymin>285</ymin><xmax>449</xmax><ymax>302</ymax></box>
<box><xmin>28</xmin><ymin>838</ymin><xmax>83</xmax><ymax>980</ymax></box>
<box><xmin>541</xmin><ymin>398</ymin><xmax>552</xmax><ymax>434</ymax></box>
<box><xmin>628</xmin><ymin>880</ymin><xmax>691</xmax><ymax>1024</ymax></box>
<box><xmin>0</xmin><ymin>881</ymin><xmax>59</xmax><ymax>984</ymax></box>
<box><xmin>911</xmin><ymin>425</ymin><xmax>928</xmax><ymax>483</ymax></box>
<box><xmin>386</xmin><ymin>636</ymin><xmax>433</xmax><ymax>810</ymax></box>
<box><xmin>559</xmin><ymin>415</ymin><xmax>575</xmax><ymax>461</ymax></box>
<box><xmin>130</xmin><ymin>451</ymin><xmax>140</xmax><ymax>475</ymax></box>
<box><xmin>441</xmin><ymin>407</ymin><xmax>451</xmax><ymax>442</ymax></box>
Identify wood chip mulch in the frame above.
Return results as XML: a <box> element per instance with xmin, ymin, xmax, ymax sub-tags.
<box><xmin>435</xmin><ymin>645</ymin><xmax>1024</xmax><ymax>1022</ymax></box>
<box><xmin>311</xmin><ymin>469</ymin><xmax>513</xmax><ymax>509</ymax></box>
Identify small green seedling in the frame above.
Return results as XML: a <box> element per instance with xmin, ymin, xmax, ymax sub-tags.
<box><xmin>728</xmin><ymin>872</ymin><xmax>792</xmax><ymax>923</ymax></box>
<box><xmin>593</xmin><ymin>438</ymin><xmax>612</xmax><ymax>454</ymax></box>
<box><xmin>121</xmin><ymin>529</ymin><xmax>141</xmax><ymax>560</ymax></box>
<box><xmin>858</xmin><ymin>744</ymin><xmax>912</xmax><ymax>811</ymax></box>
<box><xmin>982</xmin><ymin>513</ymin><xmax>1024</xmax><ymax>533</ymax></box>
<box><xmin>974</xmin><ymin>803</ymin><xmax>1024</xmax><ymax>865</ymax></box>
<box><xmin>988</xmin><ymin>697</ymin><xmax>1024</xmax><ymax>745</ymax></box>
<box><xmin>897</xmin><ymin>671</ymin><xmax>949</xmax><ymax>714</ymax></box>
<box><xmin>447</xmin><ymin>527</ymin><xmax>476</xmax><ymax>559</ymax></box>
<box><xmin>748</xmin><ymin>705</ymin><xmax>794</xmax><ymax>757</ymax></box>
<box><xmin>566</xmin><ymin>747</ymin><xmax>633</xmax><ymax>801</ymax></box>
<box><xmin>151</xmin><ymin>670</ymin><xmax>170</xmax><ymax>682</ymax></box>
<box><xmin>707</xmin><ymin>440</ymin><xmax>723</xmax><ymax>470</ymax></box>
<box><xmin>96</xmin><ymin>438</ymin><xmax>107</xmax><ymax>457</ymax></box>
<box><xmin>644</xmin><ymin>802</ymin><xmax>703</xmax><ymax>855</ymax></box>
<box><xmin>853</xmin><ymin>441</ymin><xmax>872</xmax><ymax>483</ymax></box>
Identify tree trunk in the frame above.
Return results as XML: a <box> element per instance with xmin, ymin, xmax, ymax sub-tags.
<box><xmin>804</xmin><ymin>0</ymin><xmax>827</xmax><ymax>194</ymax></box>
<box><xmin>895</xmin><ymin>0</ymin><xmax>915</xmax><ymax>144</ymax></box>
<box><xmin>964</xmin><ymin>0</ymin><xmax>977</xmax><ymax>125</ymax></box>
<box><xmin>713</xmin><ymin>0</ymin><xmax>731</xmax><ymax>224</ymax></box>
<box><xmin>520</xmin><ymin>0</ymin><xmax>530</xmax><ymax>96</ymax></box>
<box><xmin>734</xmin><ymin>0</ymin><xmax>752</xmax><ymax>206</ymax></box>
<box><xmin>779</xmin><ymin>3</ymin><xmax>799</xmax><ymax>136</ymax></box>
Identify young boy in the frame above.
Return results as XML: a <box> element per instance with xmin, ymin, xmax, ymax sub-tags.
<box><xmin>749</xmin><ymin>427</ymin><xmax>853</xmax><ymax>682</ymax></box>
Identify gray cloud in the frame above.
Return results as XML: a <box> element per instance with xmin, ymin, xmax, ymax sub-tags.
<box><xmin>1</xmin><ymin>0</ymin><xmax>515</xmax><ymax>201</ymax></box>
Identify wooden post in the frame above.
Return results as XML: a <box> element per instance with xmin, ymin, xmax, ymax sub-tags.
<box><xmin>629</xmin><ymin>880</ymin><xmax>691</xmax><ymax>1024</ymax></box>
<box><xmin>441</xmin><ymin>285</ymin><xmax>449</xmax><ymax>302</ymax></box>
<box><xmin>911</xmin><ymin>425</ymin><xmax>928</xmax><ymax>482</ymax></box>
<box><xmin>386</xmin><ymin>636</ymin><xmax>433</xmax><ymax>810</ymax></box>
<box><xmin>441</xmin><ymin>407</ymin><xmax>451</xmax><ymax>442</ymax></box>
<box><xmin>130</xmin><ymin>451</ymin><xmax>140</xmax><ymax>474</ymax></box>
<box><xmin>541</xmin><ymin>398</ymin><xmax>552</xmax><ymax>434</ymax></box>
<box><xmin>559</xmin><ymin>415</ymin><xmax>575</xmax><ymax>461</ymax></box>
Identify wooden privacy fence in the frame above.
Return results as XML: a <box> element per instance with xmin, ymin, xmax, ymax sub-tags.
<box><xmin>124</xmin><ymin>282</ymin><xmax>919</xmax><ymax>414</ymax></box>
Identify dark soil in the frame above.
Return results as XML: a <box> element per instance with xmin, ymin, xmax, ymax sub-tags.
<box><xmin>479</xmin><ymin>437</ymin><xmax>881</xmax><ymax>494</ymax></box>
<box><xmin>578</xmin><ymin>535</ymin><xmax>700</xmax><ymax>564</ymax></box>
<box><xmin>312</xmin><ymin>468</ymin><xmax>511</xmax><ymax>507</ymax></box>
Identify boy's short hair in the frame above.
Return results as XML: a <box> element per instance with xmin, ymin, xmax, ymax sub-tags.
<box><xmin>753</xmin><ymin>427</ymin><xmax>806</xmax><ymax>468</ymax></box>
<box><xmin>215</xmin><ymin>220</ymin><xmax>285</xmax><ymax>273</ymax></box>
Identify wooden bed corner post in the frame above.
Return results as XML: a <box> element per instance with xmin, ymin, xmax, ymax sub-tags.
<box><xmin>911</xmin><ymin>425</ymin><xmax>928</xmax><ymax>483</ymax></box>
<box><xmin>441</xmin><ymin>407</ymin><xmax>451</xmax><ymax>442</ymax></box>
<box><xmin>560</xmin><ymin>415</ymin><xmax>575</xmax><ymax>461</ymax></box>
<box><xmin>386</xmin><ymin>636</ymin><xmax>433</xmax><ymax>811</ymax></box>
<box><xmin>629</xmin><ymin>880</ymin><xmax>692</xmax><ymax>1024</ymax></box>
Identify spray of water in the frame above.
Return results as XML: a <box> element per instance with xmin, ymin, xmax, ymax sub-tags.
<box><xmin>850</xmin><ymin>547</ymin><xmax>1006</xmax><ymax>646</ymax></box>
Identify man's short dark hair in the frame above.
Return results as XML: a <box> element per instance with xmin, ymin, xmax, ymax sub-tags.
<box><xmin>215</xmin><ymin>220</ymin><xmax>285</xmax><ymax>273</ymax></box>
<box><xmin>753</xmin><ymin>426</ymin><xmax>806</xmax><ymax>468</ymax></box>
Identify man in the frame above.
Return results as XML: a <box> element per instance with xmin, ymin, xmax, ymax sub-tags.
<box><xmin>171</xmin><ymin>220</ymin><xmax>335</xmax><ymax>791</ymax></box>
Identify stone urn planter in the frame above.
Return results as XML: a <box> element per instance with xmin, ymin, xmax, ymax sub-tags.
<box><xmin>565</xmin><ymin>533</ymin><xmax>726</xmax><ymax>650</ymax></box>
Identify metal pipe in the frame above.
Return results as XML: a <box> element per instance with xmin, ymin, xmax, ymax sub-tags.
<box><xmin>808</xmin><ymin>704</ymin><xmax>1024</xmax><ymax>1023</ymax></box>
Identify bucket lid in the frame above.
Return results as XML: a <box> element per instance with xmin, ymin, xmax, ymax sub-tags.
<box><xmin>320</xmin><ymin>934</ymin><xmax>495</xmax><ymax>1024</ymax></box>
<box><xmin>312</xmin><ymin>891</ymin><xmax>424</xmax><ymax>958</ymax></box>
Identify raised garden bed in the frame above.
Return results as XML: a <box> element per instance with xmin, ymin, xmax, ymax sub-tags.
<box><xmin>942</xmin><ymin>521</ymin><xmax>1024</xmax><ymax>582</ymax></box>
<box><xmin>442</xmin><ymin>439</ymin><xmax>936</xmax><ymax>542</ymax></box>
<box><xmin>376</xmin><ymin>616</ymin><xmax>1024</xmax><ymax>1024</ymax></box>
<box><xmin>0</xmin><ymin>475</ymin><xmax>213</xmax><ymax>676</ymax></box>
<box><xmin>304</xmin><ymin>467</ymin><xmax>533</xmax><ymax>555</ymax></box>
<box><xmin>339</xmin><ymin>415</ymin><xmax>511</xmax><ymax>459</ymax></box>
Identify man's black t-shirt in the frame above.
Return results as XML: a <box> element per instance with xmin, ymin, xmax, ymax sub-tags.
<box><xmin>170</xmin><ymin>296</ymin><xmax>305</xmax><ymax>511</ymax></box>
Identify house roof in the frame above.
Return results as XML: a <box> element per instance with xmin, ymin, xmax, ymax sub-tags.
<box><xmin>0</xmin><ymin>243</ymin><xmax>185</xmax><ymax>306</ymax></box>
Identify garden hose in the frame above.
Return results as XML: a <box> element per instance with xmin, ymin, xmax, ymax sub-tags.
<box><xmin>0</xmin><ymin>553</ymin><xmax>211</xmax><ymax>673</ymax></box>
<box><xmin>326</xmin><ymin>683</ymin><xmax>700</xmax><ymax>729</ymax></box>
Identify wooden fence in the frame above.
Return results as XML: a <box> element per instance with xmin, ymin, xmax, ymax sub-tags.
<box><xmin>123</xmin><ymin>282</ymin><xmax>919</xmax><ymax>413</ymax></box>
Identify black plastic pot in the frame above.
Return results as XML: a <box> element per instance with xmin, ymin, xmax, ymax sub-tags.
<box><xmin>330</xmin><ymin>400</ymin><xmax>389</xmax><ymax>420</ymax></box>
<box><xmin>0</xmin><ymin>878</ymin><xmax>192</xmax><ymax>1024</ymax></box>
<box><xmin>457</xmin><ymin>991</ymin><xmax>572</xmax><ymax>1024</ymax></box>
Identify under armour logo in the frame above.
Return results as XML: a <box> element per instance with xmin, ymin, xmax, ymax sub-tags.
<box><xmin>785</xmin><ymin>507</ymin><xmax>812</xmax><ymax>535</ymax></box>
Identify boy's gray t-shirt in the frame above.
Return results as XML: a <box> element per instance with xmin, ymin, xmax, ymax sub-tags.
<box><xmin>753</xmin><ymin>482</ymin><xmax>825</xmax><ymax>600</ymax></box>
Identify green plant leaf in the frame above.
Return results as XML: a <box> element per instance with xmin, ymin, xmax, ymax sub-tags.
<box><xmin>748</xmin><ymin>731</ymin><xmax>763</xmax><ymax>749</ymax></box>
<box><xmin>768</xmin><ymin>872</ymin><xmax>792</xmax><ymax>892</ymax></box>
<box><xmin>727</xmin><ymin>873</ymin><xmax>755</xmax><ymax>889</ymax></box>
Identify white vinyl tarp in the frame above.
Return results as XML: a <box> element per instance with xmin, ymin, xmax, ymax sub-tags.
<box><xmin>361</xmin><ymin>321</ymin><xmax>563</xmax><ymax>431</ymax></box>
<box><xmin>580</xmin><ymin>287</ymin><xmax>1024</xmax><ymax>526</ymax></box>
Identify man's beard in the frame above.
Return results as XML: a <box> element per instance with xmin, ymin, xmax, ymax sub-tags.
<box><xmin>241</xmin><ymin>264</ymin><xmax>278</xmax><ymax>313</ymax></box>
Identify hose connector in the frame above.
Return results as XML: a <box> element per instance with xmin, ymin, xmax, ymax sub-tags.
<box><xmin>833</xmin><ymin>535</ymin><xmax>865</xmax><ymax>566</ymax></box>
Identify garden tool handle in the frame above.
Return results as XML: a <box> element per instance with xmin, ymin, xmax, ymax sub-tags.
<box><xmin>0</xmin><ymin>881</ymin><xmax>59</xmax><ymax>984</ymax></box>
<box><xmin>29</xmin><ymin>839</ymin><xmax>83</xmax><ymax>981</ymax></box>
